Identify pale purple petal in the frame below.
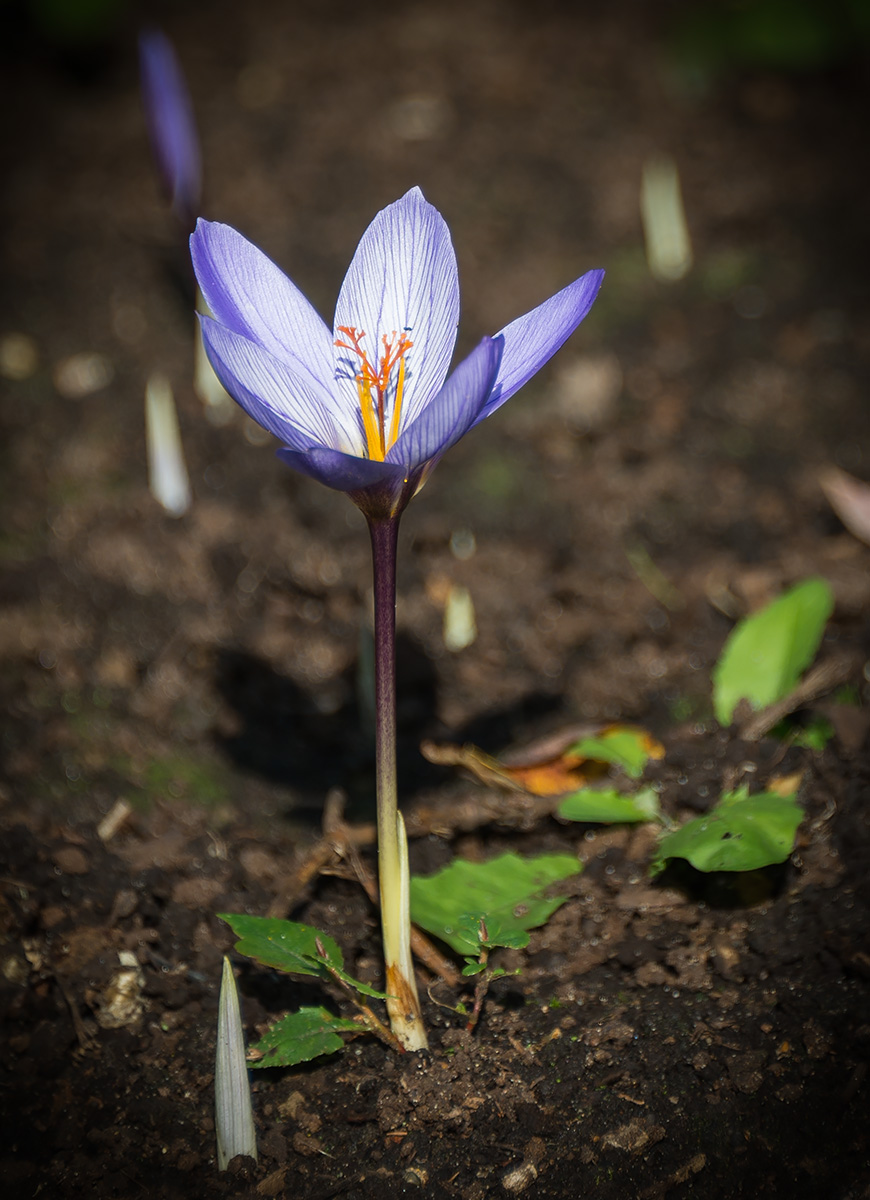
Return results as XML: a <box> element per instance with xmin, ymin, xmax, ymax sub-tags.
<box><xmin>476</xmin><ymin>268</ymin><xmax>605</xmax><ymax>423</ymax></box>
<box><xmin>277</xmin><ymin>445</ymin><xmax>408</xmax><ymax>495</ymax></box>
<box><xmin>333</xmin><ymin>188</ymin><xmax>459</xmax><ymax>430</ymax></box>
<box><xmin>139</xmin><ymin>30</ymin><xmax>201</xmax><ymax>224</ymax></box>
<box><xmin>387</xmin><ymin>338</ymin><xmax>501</xmax><ymax>470</ymax></box>
<box><xmin>191</xmin><ymin>220</ymin><xmax>334</xmax><ymax>389</ymax></box>
<box><xmin>200</xmin><ymin>316</ymin><xmax>362</xmax><ymax>454</ymax></box>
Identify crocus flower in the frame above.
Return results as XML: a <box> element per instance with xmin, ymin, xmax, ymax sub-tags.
<box><xmin>139</xmin><ymin>30</ymin><xmax>202</xmax><ymax>228</ymax></box>
<box><xmin>191</xmin><ymin>187</ymin><xmax>603</xmax><ymax>1052</ymax></box>
<box><xmin>191</xmin><ymin>187</ymin><xmax>603</xmax><ymax>518</ymax></box>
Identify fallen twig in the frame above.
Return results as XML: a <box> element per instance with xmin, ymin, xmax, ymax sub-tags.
<box><xmin>739</xmin><ymin>653</ymin><xmax>858</xmax><ymax>741</ymax></box>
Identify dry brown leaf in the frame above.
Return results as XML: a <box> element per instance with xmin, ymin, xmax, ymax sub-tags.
<box><xmin>421</xmin><ymin>724</ymin><xmax>663</xmax><ymax>797</ymax></box>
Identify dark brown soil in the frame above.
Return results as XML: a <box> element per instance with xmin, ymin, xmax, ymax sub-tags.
<box><xmin>2</xmin><ymin>2</ymin><xmax>870</xmax><ymax>1197</ymax></box>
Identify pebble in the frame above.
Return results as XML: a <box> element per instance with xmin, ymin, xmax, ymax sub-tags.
<box><xmin>52</xmin><ymin>846</ymin><xmax>88</xmax><ymax>875</ymax></box>
<box><xmin>502</xmin><ymin>1161</ymin><xmax>537</xmax><ymax>1193</ymax></box>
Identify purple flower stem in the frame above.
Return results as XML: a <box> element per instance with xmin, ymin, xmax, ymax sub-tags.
<box><xmin>367</xmin><ymin>514</ymin><xmax>427</xmax><ymax>1050</ymax></box>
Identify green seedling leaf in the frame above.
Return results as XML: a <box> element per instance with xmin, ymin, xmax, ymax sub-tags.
<box><xmin>567</xmin><ymin>726</ymin><xmax>662</xmax><ymax>778</ymax></box>
<box><xmin>557</xmin><ymin>785</ymin><xmax>661</xmax><ymax>824</ymax></box>
<box><xmin>462</xmin><ymin>961</ymin><xmax>488</xmax><ymax>977</ymax></box>
<box><xmin>712</xmin><ymin>578</ymin><xmax>833</xmax><ymax>726</ymax></box>
<box><xmin>219</xmin><ymin>914</ymin><xmax>344</xmax><ymax>978</ymax></box>
<box><xmin>249</xmin><ymin>1007</ymin><xmax>360</xmax><ymax>1069</ymax></box>
<box><xmin>220</xmin><ymin>914</ymin><xmax>387</xmax><ymax>1002</ymax></box>
<box><xmin>651</xmin><ymin>783</ymin><xmax>803</xmax><ymax>876</ymax></box>
<box><xmin>410</xmin><ymin>852</ymin><xmax>580</xmax><ymax>957</ymax></box>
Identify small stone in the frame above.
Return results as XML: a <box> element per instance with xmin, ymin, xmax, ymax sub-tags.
<box><xmin>601</xmin><ymin>1118</ymin><xmax>666</xmax><ymax>1153</ymax></box>
<box><xmin>92</xmin><ymin>954</ymin><xmax>145</xmax><ymax>1029</ymax></box>
<box><xmin>53</xmin><ymin>846</ymin><xmax>89</xmax><ymax>875</ymax></box>
<box><xmin>502</xmin><ymin>1161</ymin><xmax>538</xmax><ymax>1193</ymax></box>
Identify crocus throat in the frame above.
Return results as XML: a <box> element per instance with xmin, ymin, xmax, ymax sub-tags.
<box><xmin>335</xmin><ymin>326</ymin><xmax>412</xmax><ymax>461</ymax></box>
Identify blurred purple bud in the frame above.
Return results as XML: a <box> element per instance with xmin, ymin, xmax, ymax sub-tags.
<box><xmin>139</xmin><ymin>29</ymin><xmax>202</xmax><ymax>228</ymax></box>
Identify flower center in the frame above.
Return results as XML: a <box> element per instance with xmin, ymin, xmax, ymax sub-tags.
<box><xmin>334</xmin><ymin>326</ymin><xmax>413</xmax><ymax>461</ymax></box>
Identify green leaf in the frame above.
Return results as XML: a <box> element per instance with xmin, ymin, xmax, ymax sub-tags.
<box><xmin>218</xmin><ymin>914</ymin><xmax>343</xmax><ymax>978</ymax></box>
<box><xmin>557</xmin><ymin>785</ymin><xmax>661</xmax><ymax>824</ymax></box>
<box><xmin>249</xmin><ymin>1007</ymin><xmax>359</xmax><ymax>1069</ymax></box>
<box><xmin>650</xmin><ymin>784</ymin><xmax>803</xmax><ymax>875</ymax></box>
<box><xmin>219</xmin><ymin>915</ymin><xmax>386</xmax><ymax>1002</ymax></box>
<box><xmin>567</xmin><ymin>726</ymin><xmax>661</xmax><ymax>778</ymax></box>
<box><xmin>462</xmin><ymin>961</ymin><xmax>488</xmax><ymax>977</ymax></box>
<box><xmin>712</xmin><ymin>579</ymin><xmax>833</xmax><ymax>726</ymax></box>
<box><xmin>410</xmin><ymin>852</ymin><xmax>580</xmax><ymax>957</ymax></box>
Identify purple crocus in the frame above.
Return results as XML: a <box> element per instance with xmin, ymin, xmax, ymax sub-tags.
<box><xmin>191</xmin><ymin>187</ymin><xmax>603</xmax><ymax>519</ymax></box>
<box><xmin>191</xmin><ymin>187</ymin><xmax>603</xmax><ymax>1051</ymax></box>
<box><xmin>139</xmin><ymin>30</ymin><xmax>202</xmax><ymax>229</ymax></box>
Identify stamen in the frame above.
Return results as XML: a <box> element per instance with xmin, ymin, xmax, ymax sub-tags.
<box><xmin>387</xmin><ymin>354</ymin><xmax>406</xmax><ymax>451</ymax></box>
<box><xmin>355</xmin><ymin>375</ymin><xmax>382</xmax><ymax>460</ymax></box>
<box><xmin>335</xmin><ymin>325</ymin><xmax>412</xmax><ymax>461</ymax></box>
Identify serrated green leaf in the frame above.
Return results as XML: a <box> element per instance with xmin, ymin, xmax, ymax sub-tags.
<box><xmin>557</xmin><ymin>785</ymin><xmax>661</xmax><ymax>824</ymax></box>
<box><xmin>218</xmin><ymin>914</ymin><xmax>343</xmax><ymax>978</ymax></box>
<box><xmin>650</xmin><ymin>784</ymin><xmax>803</xmax><ymax>875</ymax></box>
<box><xmin>712</xmin><ymin>579</ymin><xmax>833</xmax><ymax>726</ymax></box>
<box><xmin>410</xmin><ymin>852</ymin><xmax>580</xmax><ymax>956</ymax></box>
<box><xmin>567</xmin><ymin>727</ymin><xmax>662</xmax><ymax>778</ymax></box>
<box><xmin>249</xmin><ymin>1006</ymin><xmax>360</xmax><ymax>1068</ymax></box>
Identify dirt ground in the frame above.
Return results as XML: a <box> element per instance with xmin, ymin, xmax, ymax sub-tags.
<box><xmin>2</xmin><ymin>1</ymin><xmax>870</xmax><ymax>1197</ymax></box>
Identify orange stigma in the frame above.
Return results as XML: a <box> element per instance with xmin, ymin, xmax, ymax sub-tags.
<box><xmin>334</xmin><ymin>326</ymin><xmax>412</xmax><ymax>460</ymax></box>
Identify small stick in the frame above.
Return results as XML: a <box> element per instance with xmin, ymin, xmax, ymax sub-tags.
<box><xmin>739</xmin><ymin>654</ymin><xmax>857</xmax><ymax>741</ymax></box>
<box><xmin>314</xmin><ymin>937</ymin><xmax>406</xmax><ymax>1055</ymax></box>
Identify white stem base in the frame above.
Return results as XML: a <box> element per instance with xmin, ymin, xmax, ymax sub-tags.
<box><xmin>383</xmin><ymin>812</ymin><xmax>428</xmax><ymax>1051</ymax></box>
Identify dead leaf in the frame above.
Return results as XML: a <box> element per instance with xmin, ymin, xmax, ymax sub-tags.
<box><xmin>767</xmin><ymin>771</ymin><xmax>803</xmax><ymax>797</ymax></box>
<box><xmin>421</xmin><ymin>724</ymin><xmax>664</xmax><ymax>797</ymax></box>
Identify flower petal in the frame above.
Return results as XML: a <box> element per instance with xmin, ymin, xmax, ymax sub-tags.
<box><xmin>387</xmin><ymin>338</ymin><xmax>501</xmax><ymax>470</ymax></box>
<box><xmin>139</xmin><ymin>30</ymin><xmax>201</xmax><ymax>224</ymax></box>
<box><xmin>477</xmin><ymin>268</ymin><xmax>605</xmax><ymax>423</ymax></box>
<box><xmin>191</xmin><ymin>220</ymin><xmax>334</xmax><ymax>389</ymax></box>
<box><xmin>200</xmin><ymin>316</ymin><xmax>359</xmax><ymax>453</ymax></box>
<box><xmin>333</xmin><ymin>187</ymin><xmax>459</xmax><ymax>428</ymax></box>
<box><xmin>277</xmin><ymin>445</ymin><xmax>408</xmax><ymax>495</ymax></box>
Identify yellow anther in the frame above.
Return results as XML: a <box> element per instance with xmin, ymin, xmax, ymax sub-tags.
<box><xmin>335</xmin><ymin>325</ymin><xmax>412</xmax><ymax>461</ymax></box>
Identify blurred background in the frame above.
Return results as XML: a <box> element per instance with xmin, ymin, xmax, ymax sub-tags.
<box><xmin>1</xmin><ymin>0</ymin><xmax>869</xmax><ymax>823</ymax></box>
<box><xmin>2</xmin><ymin>5</ymin><xmax>870</xmax><ymax>1194</ymax></box>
